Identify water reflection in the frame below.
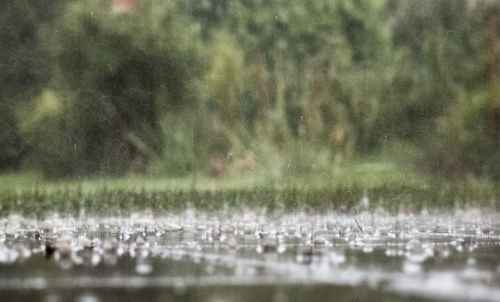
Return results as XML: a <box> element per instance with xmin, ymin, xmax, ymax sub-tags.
<box><xmin>0</xmin><ymin>208</ymin><xmax>499</xmax><ymax>301</ymax></box>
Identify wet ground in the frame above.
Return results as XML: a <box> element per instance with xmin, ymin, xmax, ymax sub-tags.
<box><xmin>1</xmin><ymin>207</ymin><xmax>500</xmax><ymax>302</ymax></box>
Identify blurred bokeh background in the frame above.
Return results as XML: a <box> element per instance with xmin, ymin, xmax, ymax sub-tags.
<box><xmin>0</xmin><ymin>0</ymin><xmax>499</xmax><ymax>182</ymax></box>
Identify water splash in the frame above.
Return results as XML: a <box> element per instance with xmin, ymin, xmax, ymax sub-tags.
<box><xmin>0</xmin><ymin>208</ymin><xmax>499</xmax><ymax>301</ymax></box>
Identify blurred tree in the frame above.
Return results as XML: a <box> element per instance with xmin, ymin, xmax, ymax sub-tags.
<box><xmin>3</xmin><ymin>0</ymin><xmax>498</xmax><ymax>180</ymax></box>
<box><xmin>383</xmin><ymin>0</ymin><xmax>485</xmax><ymax>139</ymax></box>
<box><xmin>0</xmin><ymin>0</ymin><xmax>63</xmax><ymax>170</ymax></box>
<box><xmin>484</xmin><ymin>4</ymin><xmax>499</xmax><ymax>143</ymax></box>
<box><xmin>221</xmin><ymin>0</ymin><xmax>391</xmax><ymax>154</ymax></box>
<box><xmin>391</xmin><ymin>0</ymin><xmax>500</xmax><ymax>179</ymax></box>
<box><xmin>179</xmin><ymin>0</ymin><xmax>228</xmax><ymax>37</ymax></box>
<box><xmin>176</xmin><ymin>0</ymin><xmax>391</xmax><ymax>170</ymax></box>
<box><xmin>21</xmin><ymin>0</ymin><xmax>201</xmax><ymax>176</ymax></box>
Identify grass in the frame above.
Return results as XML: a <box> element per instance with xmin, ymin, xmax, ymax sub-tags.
<box><xmin>0</xmin><ymin>158</ymin><xmax>498</xmax><ymax>217</ymax></box>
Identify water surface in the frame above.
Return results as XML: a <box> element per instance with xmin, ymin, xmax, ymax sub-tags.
<box><xmin>1</xmin><ymin>208</ymin><xmax>499</xmax><ymax>301</ymax></box>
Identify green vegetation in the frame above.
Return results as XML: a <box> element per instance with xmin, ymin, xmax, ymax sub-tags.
<box><xmin>0</xmin><ymin>0</ymin><xmax>499</xmax><ymax>212</ymax></box>
<box><xmin>0</xmin><ymin>159</ymin><xmax>498</xmax><ymax>216</ymax></box>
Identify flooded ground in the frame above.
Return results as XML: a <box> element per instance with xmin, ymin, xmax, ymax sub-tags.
<box><xmin>1</xmin><ymin>207</ymin><xmax>500</xmax><ymax>302</ymax></box>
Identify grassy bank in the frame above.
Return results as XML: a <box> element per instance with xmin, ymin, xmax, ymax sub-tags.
<box><xmin>0</xmin><ymin>159</ymin><xmax>498</xmax><ymax>217</ymax></box>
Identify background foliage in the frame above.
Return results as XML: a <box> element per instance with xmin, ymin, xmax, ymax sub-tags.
<box><xmin>1</xmin><ymin>0</ymin><xmax>499</xmax><ymax>181</ymax></box>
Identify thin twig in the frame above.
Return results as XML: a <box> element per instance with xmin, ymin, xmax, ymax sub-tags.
<box><xmin>354</xmin><ymin>217</ymin><xmax>364</xmax><ymax>233</ymax></box>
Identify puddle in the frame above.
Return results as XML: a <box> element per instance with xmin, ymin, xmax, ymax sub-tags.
<box><xmin>0</xmin><ymin>208</ymin><xmax>500</xmax><ymax>301</ymax></box>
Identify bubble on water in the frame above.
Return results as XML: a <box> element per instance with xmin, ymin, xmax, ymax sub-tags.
<box><xmin>406</xmin><ymin>238</ymin><xmax>422</xmax><ymax>249</ymax></box>
<box><xmin>55</xmin><ymin>240</ymin><xmax>72</xmax><ymax>259</ymax></box>
<box><xmin>164</xmin><ymin>223</ymin><xmax>183</xmax><ymax>232</ymax></box>
<box><xmin>362</xmin><ymin>246</ymin><xmax>374</xmax><ymax>253</ymax></box>
<box><xmin>405</xmin><ymin>239</ymin><xmax>433</xmax><ymax>263</ymax></box>
<box><xmin>312</xmin><ymin>235</ymin><xmax>327</xmax><ymax>246</ymax></box>
<box><xmin>256</xmin><ymin>245</ymin><xmax>263</xmax><ymax>253</ymax></box>
<box><xmin>243</xmin><ymin>222</ymin><xmax>256</xmax><ymax>235</ymax></box>
<box><xmin>135</xmin><ymin>236</ymin><xmax>146</xmax><ymax>246</ymax></box>
<box><xmin>102</xmin><ymin>238</ymin><xmax>118</xmax><ymax>253</ymax></box>
<box><xmin>273</xmin><ymin>241</ymin><xmax>285</xmax><ymax>253</ymax></box>
<box><xmin>91</xmin><ymin>253</ymin><xmax>101</xmax><ymax>266</ymax></box>
<box><xmin>78</xmin><ymin>236</ymin><xmax>93</xmax><ymax>250</ymax></box>
<box><xmin>221</xmin><ymin>223</ymin><xmax>235</xmax><ymax>234</ymax></box>
<box><xmin>387</xmin><ymin>231</ymin><xmax>398</xmax><ymax>239</ymax></box>
<box><xmin>135</xmin><ymin>260</ymin><xmax>153</xmax><ymax>275</ymax></box>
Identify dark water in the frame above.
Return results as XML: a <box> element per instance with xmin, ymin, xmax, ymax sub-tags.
<box><xmin>1</xmin><ymin>208</ymin><xmax>499</xmax><ymax>302</ymax></box>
